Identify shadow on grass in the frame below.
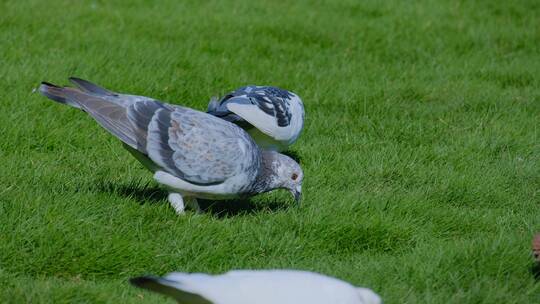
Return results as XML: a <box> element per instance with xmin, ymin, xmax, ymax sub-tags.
<box><xmin>198</xmin><ymin>199</ymin><xmax>290</xmax><ymax>218</ymax></box>
<box><xmin>95</xmin><ymin>180</ymin><xmax>167</xmax><ymax>204</ymax></box>
<box><xmin>95</xmin><ymin>180</ymin><xmax>290</xmax><ymax>217</ymax></box>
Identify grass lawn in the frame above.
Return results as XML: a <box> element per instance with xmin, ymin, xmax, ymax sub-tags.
<box><xmin>1</xmin><ymin>0</ymin><xmax>539</xmax><ymax>303</ymax></box>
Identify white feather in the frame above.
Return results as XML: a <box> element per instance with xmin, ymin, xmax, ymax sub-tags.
<box><xmin>153</xmin><ymin>171</ymin><xmax>247</xmax><ymax>200</ymax></box>
<box><xmin>133</xmin><ymin>269</ymin><xmax>381</xmax><ymax>304</ymax></box>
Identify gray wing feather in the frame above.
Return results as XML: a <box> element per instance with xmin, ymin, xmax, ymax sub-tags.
<box><xmin>126</xmin><ymin>99</ymin><xmax>171</xmax><ymax>151</ymax></box>
<box><xmin>145</xmin><ymin>108</ymin><xmax>181</xmax><ymax>177</ymax></box>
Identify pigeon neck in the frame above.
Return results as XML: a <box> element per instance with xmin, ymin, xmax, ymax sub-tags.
<box><xmin>251</xmin><ymin>151</ymin><xmax>281</xmax><ymax>194</ymax></box>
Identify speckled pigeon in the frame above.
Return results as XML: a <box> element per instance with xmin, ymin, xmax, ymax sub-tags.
<box><xmin>207</xmin><ymin>85</ymin><xmax>304</xmax><ymax>151</ymax></box>
<box><xmin>39</xmin><ymin>78</ymin><xmax>303</xmax><ymax>214</ymax></box>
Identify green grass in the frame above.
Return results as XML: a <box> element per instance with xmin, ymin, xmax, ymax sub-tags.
<box><xmin>1</xmin><ymin>0</ymin><xmax>539</xmax><ymax>303</ymax></box>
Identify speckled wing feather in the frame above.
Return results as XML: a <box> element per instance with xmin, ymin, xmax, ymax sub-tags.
<box><xmin>209</xmin><ymin>86</ymin><xmax>293</xmax><ymax>127</ymax></box>
<box><xmin>208</xmin><ymin>85</ymin><xmax>295</xmax><ymax>127</ymax></box>
<box><xmin>207</xmin><ymin>85</ymin><xmax>305</xmax><ymax>152</ymax></box>
<box><xmin>137</xmin><ymin>103</ymin><xmax>260</xmax><ymax>185</ymax></box>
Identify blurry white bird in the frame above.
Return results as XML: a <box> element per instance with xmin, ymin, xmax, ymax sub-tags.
<box><xmin>207</xmin><ymin>86</ymin><xmax>304</xmax><ymax>152</ymax></box>
<box><xmin>130</xmin><ymin>269</ymin><xmax>381</xmax><ymax>304</ymax></box>
<box><xmin>39</xmin><ymin>78</ymin><xmax>303</xmax><ymax>214</ymax></box>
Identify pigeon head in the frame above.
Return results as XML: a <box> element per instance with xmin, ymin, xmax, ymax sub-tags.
<box><xmin>256</xmin><ymin>151</ymin><xmax>303</xmax><ymax>204</ymax></box>
<box><xmin>276</xmin><ymin>153</ymin><xmax>303</xmax><ymax>203</ymax></box>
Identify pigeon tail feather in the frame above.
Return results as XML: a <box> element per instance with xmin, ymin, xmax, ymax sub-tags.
<box><xmin>39</xmin><ymin>80</ymin><xmax>139</xmax><ymax>149</ymax></box>
<box><xmin>39</xmin><ymin>82</ymin><xmax>82</xmax><ymax>110</ymax></box>
<box><xmin>69</xmin><ymin>77</ymin><xmax>116</xmax><ymax>96</ymax></box>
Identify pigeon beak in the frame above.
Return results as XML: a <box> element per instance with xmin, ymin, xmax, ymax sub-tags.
<box><xmin>290</xmin><ymin>185</ymin><xmax>302</xmax><ymax>205</ymax></box>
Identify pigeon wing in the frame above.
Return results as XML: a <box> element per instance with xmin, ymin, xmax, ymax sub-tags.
<box><xmin>131</xmin><ymin>102</ymin><xmax>260</xmax><ymax>185</ymax></box>
<box><xmin>39</xmin><ymin>80</ymin><xmax>259</xmax><ymax>186</ymax></box>
<box><xmin>208</xmin><ymin>86</ymin><xmax>302</xmax><ymax>141</ymax></box>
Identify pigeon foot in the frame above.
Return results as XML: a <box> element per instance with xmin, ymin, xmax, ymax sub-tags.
<box><xmin>168</xmin><ymin>193</ymin><xmax>185</xmax><ymax>214</ymax></box>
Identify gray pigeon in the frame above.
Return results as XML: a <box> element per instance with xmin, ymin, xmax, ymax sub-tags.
<box><xmin>207</xmin><ymin>86</ymin><xmax>304</xmax><ymax>152</ymax></box>
<box><xmin>39</xmin><ymin>78</ymin><xmax>303</xmax><ymax>214</ymax></box>
<box><xmin>130</xmin><ymin>269</ymin><xmax>381</xmax><ymax>304</ymax></box>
